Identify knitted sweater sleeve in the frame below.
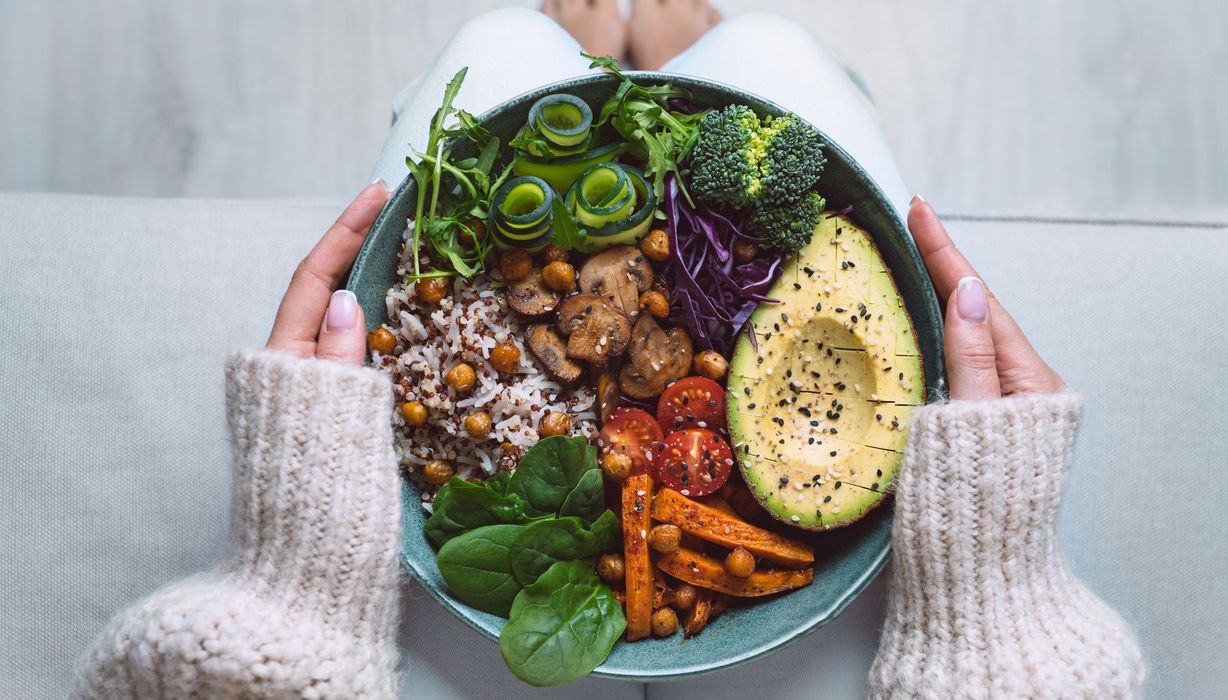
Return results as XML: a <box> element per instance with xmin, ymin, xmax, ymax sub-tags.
<box><xmin>74</xmin><ymin>350</ymin><xmax>402</xmax><ymax>700</ymax></box>
<box><xmin>868</xmin><ymin>393</ymin><xmax>1146</xmax><ymax>699</ymax></box>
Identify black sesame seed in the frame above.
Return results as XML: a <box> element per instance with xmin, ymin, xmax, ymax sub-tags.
<box><xmin>823</xmin><ymin>495</ymin><xmax>832</xmax><ymax>503</ymax></box>
<box><xmin>834</xmin><ymin>481</ymin><xmax>842</xmax><ymax>489</ymax></box>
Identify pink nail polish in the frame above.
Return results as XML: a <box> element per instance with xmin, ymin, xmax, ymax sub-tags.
<box><xmin>326</xmin><ymin>290</ymin><xmax>359</xmax><ymax>332</ymax></box>
<box><xmin>956</xmin><ymin>277</ymin><xmax>988</xmax><ymax>323</ymax></box>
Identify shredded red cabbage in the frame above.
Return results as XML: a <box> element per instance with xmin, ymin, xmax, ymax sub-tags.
<box><xmin>662</xmin><ymin>174</ymin><xmax>786</xmax><ymax>354</ymax></box>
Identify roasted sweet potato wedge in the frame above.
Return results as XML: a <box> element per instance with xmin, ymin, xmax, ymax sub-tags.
<box><xmin>622</xmin><ymin>473</ymin><xmax>654</xmax><ymax>641</ymax></box>
<box><xmin>683</xmin><ymin>590</ymin><xmax>714</xmax><ymax>638</ymax></box>
<box><xmin>658</xmin><ymin>546</ymin><xmax>813</xmax><ymax>597</ymax></box>
<box><xmin>653</xmin><ymin>488</ymin><xmax>815</xmax><ymax>568</ymax></box>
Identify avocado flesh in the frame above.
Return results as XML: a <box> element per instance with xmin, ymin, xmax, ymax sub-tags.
<box><xmin>727</xmin><ymin>214</ymin><xmax>924</xmax><ymax>530</ymax></box>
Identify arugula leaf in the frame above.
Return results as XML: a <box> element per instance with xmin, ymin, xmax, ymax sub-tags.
<box><xmin>403</xmin><ymin>67</ymin><xmax>504</xmax><ymax>281</ymax></box>
<box><xmin>437</xmin><ymin>524</ymin><xmax>524</xmax><ymax>617</ymax></box>
<box><xmin>549</xmin><ymin>196</ymin><xmax>589</xmax><ymax>252</ymax></box>
<box><xmin>499</xmin><ymin>560</ymin><xmax>626</xmax><ymax>687</ymax></box>
<box><xmin>582</xmin><ymin>52</ymin><xmax>705</xmax><ymax>205</ymax></box>
<box><xmin>508</xmin><ymin>511</ymin><xmax>620</xmax><ymax>586</ymax></box>
<box><xmin>507</xmin><ymin>436</ymin><xmax>599</xmax><ymax>517</ymax></box>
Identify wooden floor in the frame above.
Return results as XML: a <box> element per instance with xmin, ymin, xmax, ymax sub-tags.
<box><xmin>2</xmin><ymin>0</ymin><xmax>1225</xmax><ymax>220</ymax></box>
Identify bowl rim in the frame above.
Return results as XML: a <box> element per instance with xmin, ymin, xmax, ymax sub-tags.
<box><xmin>353</xmin><ymin>69</ymin><xmax>942</xmax><ymax>682</ymax></box>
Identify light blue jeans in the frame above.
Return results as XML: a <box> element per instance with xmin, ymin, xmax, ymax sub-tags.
<box><xmin>371</xmin><ymin>8</ymin><xmax>911</xmax><ymax>218</ymax></box>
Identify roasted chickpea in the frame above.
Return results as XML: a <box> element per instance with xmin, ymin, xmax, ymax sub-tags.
<box><xmin>400</xmin><ymin>401</ymin><xmax>428</xmax><ymax>426</ymax></box>
<box><xmin>444</xmin><ymin>362</ymin><xmax>477</xmax><ymax>393</ymax></box>
<box><xmin>489</xmin><ymin>340</ymin><xmax>521</xmax><ymax>374</ymax></box>
<box><xmin>673</xmin><ymin>583</ymin><xmax>698</xmax><ymax>610</ymax></box>
<box><xmin>543</xmin><ymin>244</ymin><xmax>569</xmax><ymax>263</ymax></box>
<box><xmin>733</xmin><ymin>240</ymin><xmax>760</xmax><ymax>263</ymax></box>
<box><xmin>422</xmin><ymin>459</ymin><xmax>454</xmax><ymax>485</ymax></box>
<box><xmin>648</xmin><ymin>524</ymin><xmax>682</xmax><ymax>554</ymax></box>
<box><xmin>601</xmin><ymin>451</ymin><xmax>633</xmax><ymax>481</ymax></box>
<box><xmin>693</xmin><ymin>350</ymin><xmax>729</xmax><ymax>380</ymax></box>
<box><xmin>597</xmin><ymin>553</ymin><xmax>625</xmax><ymax>583</ymax></box>
<box><xmin>725</xmin><ymin>546</ymin><xmax>755</xmax><ymax>578</ymax></box>
<box><xmin>415</xmin><ymin>276</ymin><xmax>450</xmax><ymax>304</ymax></box>
<box><xmin>539</xmin><ymin>411</ymin><xmax>571</xmax><ymax>437</ymax></box>
<box><xmin>639</xmin><ymin>290</ymin><xmax>670</xmax><ymax>319</ymax></box>
<box><xmin>464</xmin><ymin>411</ymin><xmax>492</xmax><ymax>438</ymax></box>
<box><xmin>640</xmin><ymin>229</ymin><xmax>671</xmax><ymax>262</ymax></box>
<box><xmin>541</xmin><ymin>260</ymin><xmax>576</xmax><ymax>292</ymax></box>
<box><xmin>498</xmin><ymin>250</ymin><xmax>533</xmax><ymax>282</ymax></box>
<box><xmin>651</xmin><ymin>607</ymin><xmax>679</xmax><ymax>637</ymax></box>
<box><xmin>368</xmin><ymin>326</ymin><xmax>396</xmax><ymax>355</ymax></box>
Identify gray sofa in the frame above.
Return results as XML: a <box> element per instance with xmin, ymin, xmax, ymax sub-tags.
<box><xmin>2</xmin><ymin>193</ymin><xmax>1223</xmax><ymax>699</ymax></box>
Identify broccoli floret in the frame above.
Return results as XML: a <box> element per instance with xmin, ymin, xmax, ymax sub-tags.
<box><xmin>689</xmin><ymin>106</ymin><xmax>826</xmax><ymax>210</ymax></box>
<box><xmin>758</xmin><ymin>115</ymin><xmax>826</xmax><ymax>206</ymax></box>
<box><xmin>689</xmin><ymin>105</ymin><xmax>764</xmax><ymax>209</ymax></box>
<box><xmin>748</xmin><ymin>191</ymin><xmax>826</xmax><ymax>254</ymax></box>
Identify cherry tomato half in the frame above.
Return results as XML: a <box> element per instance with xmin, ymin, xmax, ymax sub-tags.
<box><xmin>654</xmin><ymin>428</ymin><xmax>734</xmax><ymax>497</ymax></box>
<box><xmin>657</xmin><ymin>376</ymin><xmax>727</xmax><ymax>434</ymax></box>
<box><xmin>598</xmin><ymin>407</ymin><xmax>663</xmax><ymax>476</ymax></box>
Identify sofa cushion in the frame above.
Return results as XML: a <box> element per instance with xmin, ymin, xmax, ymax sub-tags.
<box><xmin>1</xmin><ymin>193</ymin><xmax>1223</xmax><ymax>699</ymax></box>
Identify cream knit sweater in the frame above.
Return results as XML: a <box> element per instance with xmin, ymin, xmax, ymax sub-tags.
<box><xmin>74</xmin><ymin>351</ymin><xmax>402</xmax><ymax>699</ymax></box>
<box><xmin>74</xmin><ymin>352</ymin><xmax>1144</xmax><ymax>698</ymax></box>
<box><xmin>868</xmin><ymin>393</ymin><xmax>1145</xmax><ymax>699</ymax></box>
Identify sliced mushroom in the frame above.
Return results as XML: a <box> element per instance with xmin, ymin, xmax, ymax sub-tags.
<box><xmin>505</xmin><ymin>267</ymin><xmax>561</xmax><ymax>316</ymax></box>
<box><xmin>596</xmin><ymin>371</ymin><xmax>621</xmax><ymax>425</ymax></box>
<box><xmin>556</xmin><ymin>293</ymin><xmax>631</xmax><ymax>367</ymax></box>
<box><xmin>619</xmin><ymin>315</ymin><xmax>693</xmax><ymax>399</ymax></box>
<box><xmin>578</xmin><ymin>245</ymin><xmax>654</xmax><ymax>321</ymax></box>
<box><xmin>526</xmin><ymin>324</ymin><xmax>583</xmax><ymax>383</ymax></box>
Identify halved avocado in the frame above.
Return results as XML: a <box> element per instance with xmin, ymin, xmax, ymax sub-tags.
<box><xmin>727</xmin><ymin>213</ymin><xmax>924</xmax><ymax>531</ymax></box>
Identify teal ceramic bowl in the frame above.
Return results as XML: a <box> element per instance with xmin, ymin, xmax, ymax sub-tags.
<box><xmin>348</xmin><ymin>72</ymin><xmax>945</xmax><ymax>681</ymax></box>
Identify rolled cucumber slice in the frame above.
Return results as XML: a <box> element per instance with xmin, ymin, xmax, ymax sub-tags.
<box><xmin>488</xmin><ymin>176</ymin><xmax>555</xmax><ymax>250</ymax></box>
<box><xmin>512</xmin><ymin>142</ymin><xmax>625</xmax><ymax>195</ymax></box>
<box><xmin>528</xmin><ymin>94</ymin><xmax>592</xmax><ymax>148</ymax></box>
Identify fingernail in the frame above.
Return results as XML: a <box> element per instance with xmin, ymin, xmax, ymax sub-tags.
<box><xmin>910</xmin><ymin>194</ymin><xmax>926</xmax><ymax>206</ymax></box>
<box><xmin>956</xmin><ymin>277</ymin><xmax>988</xmax><ymax>323</ymax></box>
<box><xmin>369</xmin><ymin>177</ymin><xmax>390</xmax><ymax>194</ymax></box>
<box><xmin>326</xmin><ymin>290</ymin><xmax>359</xmax><ymax>332</ymax></box>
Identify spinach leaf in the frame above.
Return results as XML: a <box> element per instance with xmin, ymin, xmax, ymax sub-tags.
<box><xmin>424</xmin><ymin>477</ymin><xmax>526</xmax><ymax>547</ymax></box>
<box><xmin>499</xmin><ymin>560</ymin><xmax>626</xmax><ymax>687</ymax></box>
<box><xmin>507</xmin><ymin>436</ymin><xmax>599</xmax><ymax>517</ymax></box>
<box><xmin>558</xmin><ymin>468</ymin><xmax>605</xmax><ymax>523</ymax></box>
<box><xmin>436</xmin><ymin>524</ymin><xmax>524</xmax><ymax>617</ymax></box>
<box><xmin>508</xmin><ymin>511</ymin><xmax>620</xmax><ymax>586</ymax></box>
<box><xmin>485</xmin><ymin>471</ymin><xmax>513</xmax><ymax>495</ymax></box>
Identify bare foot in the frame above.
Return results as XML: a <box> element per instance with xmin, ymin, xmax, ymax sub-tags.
<box><xmin>542</xmin><ymin>0</ymin><xmax>627</xmax><ymax>63</ymax></box>
<box><xmin>629</xmin><ymin>0</ymin><xmax>721</xmax><ymax>71</ymax></box>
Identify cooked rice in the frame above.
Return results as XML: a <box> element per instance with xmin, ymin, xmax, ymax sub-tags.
<box><xmin>376</xmin><ymin>227</ymin><xmax>598</xmax><ymax>495</ymax></box>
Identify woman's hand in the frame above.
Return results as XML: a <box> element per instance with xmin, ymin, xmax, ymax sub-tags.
<box><xmin>908</xmin><ymin>196</ymin><xmax>1065</xmax><ymax>399</ymax></box>
<box><xmin>265</xmin><ymin>181</ymin><xmax>391</xmax><ymax>366</ymax></box>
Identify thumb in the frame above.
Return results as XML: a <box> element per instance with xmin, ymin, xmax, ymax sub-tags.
<box><xmin>316</xmin><ymin>290</ymin><xmax>368</xmax><ymax>366</ymax></box>
<box><xmin>945</xmin><ymin>277</ymin><xmax>1001</xmax><ymax>400</ymax></box>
